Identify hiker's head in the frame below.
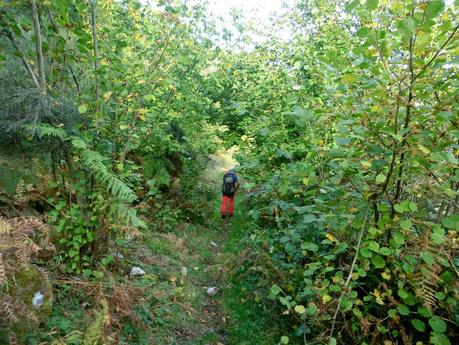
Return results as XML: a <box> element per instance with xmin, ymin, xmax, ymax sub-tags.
<box><xmin>227</xmin><ymin>169</ymin><xmax>234</xmax><ymax>174</ymax></box>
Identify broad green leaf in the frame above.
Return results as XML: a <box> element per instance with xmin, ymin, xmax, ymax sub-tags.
<box><xmin>400</xmin><ymin>219</ymin><xmax>412</xmax><ymax>230</ymax></box>
<box><xmin>430</xmin><ymin>333</ymin><xmax>451</xmax><ymax>345</ymax></box>
<box><xmin>352</xmin><ymin>307</ymin><xmax>362</xmax><ymax>317</ymax></box>
<box><xmin>392</xmin><ymin>231</ymin><xmax>405</xmax><ymax>245</ymax></box>
<box><xmin>411</xmin><ymin>319</ymin><xmax>426</xmax><ymax>332</ymax></box>
<box><xmin>426</xmin><ymin>0</ymin><xmax>445</xmax><ymax>18</ymax></box>
<box><xmin>360</xmin><ymin>248</ymin><xmax>373</xmax><ymax>258</ymax></box>
<box><xmin>366</xmin><ymin>0</ymin><xmax>378</xmax><ymax>10</ymax></box>
<box><xmin>301</xmin><ymin>242</ymin><xmax>318</xmax><ymax>252</ymax></box>
<box><xmin>418</xmin><ymin>306</ymin><xmax>432</xmax><ymax>318</ymax></box>
<box><xmin>404</xmin><ymin>17</ymin><xmax>417</xmax><ymax>34</ymax></box>
<box><xmin>442</xmin><ymin>214</ymin><xmax>459</xmax><ymax>230</ymax></box>
<box><xmin>78</xmin><ymin>104</ymin><xmax>88</xmax><ymax>114</ymax></box>
<box><xmin>340</xmin><ymin>298</ymin><xmax>353</xmax><ymax>311</ymax></box>
<box><xmin>428</xmin><ymin>317</ymin><xmax>447</xmax><ymax>333</ymax></box>
<box><xmin>394</xmin><ymin>203</ymin><xmax>406</xmax><ymax>213</ymax></box>
<box><xmin>368</xmin><ymin>241</ymin><xmax>380</xmax><ymax>252</ymax></box>
<box><xmin>431</xmin><ymin>227</ymin><xmax>445</xmax><ymax>244</ymax></box>
<box><xmin>397</xmin><ymin>304</ymin><xmax>410</xmax><ymax>316</ymax></box>
<box><xmin>372</xmin><ymin>255</ymin><xmax>385</xmax><ymax>268</ymax></box>
<box><xmin>379</xmin><ymin>247</ymin><xmax>391</xmax><ymax>256</ymax></box>
<box><xmin>305</xmin><ymin>303</ymin><xmax>318</xmax><ymax>316</ymax></box>
<box><xmin>329</xmin><ymin>337</ymin><xmax>337</xmax><ymax>345</ymax></box>
<box><xmin>435</xmin><ymin>292</ymin><xmax>445</xmax><ymax>301</ymax></box>
<box><xmin>271</xmin><ymin>285</ymin><xmax>282</xmax><ymax>296</ymax></box>
<box><xmin>375</xmin><ymin>173</ymin><xmax>386</xmax><ymax>184</ymax></box>
<box><xmin>397</xmin><ymin>289</ymin><xmax>408</xmax><ymax>299</ymax></box>
<box><xmin>280</xmin><ymin>336</ymin><xmax>289</xmax><ymax>344</ymax></box>
<box><xmin>421</xmin><ymin>252</ymin><xmax>434</xmax><ymax>265</ymax></box>
<box><xmin>402</xmin><ymin>263</ymin><xmax>414</xmax><ymax>273</ymax></box>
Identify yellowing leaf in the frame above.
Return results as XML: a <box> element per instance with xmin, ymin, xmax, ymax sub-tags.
<box><xmin>381</xmin><ymin>271</ymin><xmax>391</xmax><ymax>280</ymax></box>
<box><xmin>294</xmin><ymin>305</ymin><xmax>306</xmax><ymax>314</ymax></box>
<box><xmin>326</xmin><ymin>233</ymin><xmax>336</xmax><ymax>242</ymax></box>
<box><xmin>342</xmin><ymin>74</ymin><xmax>359</xmax><ymax>84</ymax></box>
<box><xmin>418</xmin><ymin>145</ymin><xmax>430</xmax><ymax>155</ymax></box>
<box><xmin>322</xmin><ymin>294</ymin><xmax>332</xmax><ymax>303</ymax></box>
<box><xmin>103</xmin><ymin>91</ymin><xmax>113</xmax><ymax>102</ymax></box>
<box><xmin>361</xmin><ymin>161</ymin><xmax>372</xmax><ymax>169</ymax></box>
<box><xmin>119</xmin><ymin>124</ymin><xmax>129</xmax><ymax>130</ymax></box>
<box><xmin>371</xmin><ymin>104</ymin><xmax>380</xmax><ymax>112</ymax></box>
<box><xmin>302</xmin><ymin>178</ymin><xmax>309</xmax><ymax>185</ymax></box>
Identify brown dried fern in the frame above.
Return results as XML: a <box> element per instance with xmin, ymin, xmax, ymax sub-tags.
<box><xmin>0</xmin><ymin>294</ymin><xmax>18</xmax><ymax>324</ymax></box>
<box><xmin>0</xmin><ymin>253</ymin><xmax>5</xmax><ymax>285</ymax></box>
<box><xmin>13</xmin><ymin>179</ymin><xmax>28</xmax><ymax>206</ymax></box>
<box><xmin>0</xmin><ymin>216</ymin><xmax>54</xmax><ymax>328</ymax></box>
<box><xmin>0</xmin><ymin>217</ymin><xmax>11</xmax><ymax>234</ymax></box>
<box><xmin>405</xmin><ymin>229</ymin><xmax>445</xmax><ymax>311</ymax></box>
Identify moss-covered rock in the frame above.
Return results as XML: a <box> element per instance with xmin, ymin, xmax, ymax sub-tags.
<box><xmin>8</xmin><ymin>264</ymin><xmax>53</xmax><ymax>327</ymax></box>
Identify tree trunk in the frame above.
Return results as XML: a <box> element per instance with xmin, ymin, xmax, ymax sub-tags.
<box><xmin>90</xmin><ymin>0</ymin><xmax>100</xmax><ymax>103</ymax></box>
<box><xmin>30</xmin><ymin>0</ymin><xmax>46</xmax><ymax>92</ymax></box>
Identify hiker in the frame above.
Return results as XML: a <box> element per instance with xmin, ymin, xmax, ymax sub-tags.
<box><xmin>220</xmin><ymin>169</ymin><xmax>240</xmax><ymax>218</ymax></box>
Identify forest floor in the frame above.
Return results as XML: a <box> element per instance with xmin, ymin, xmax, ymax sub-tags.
<box><xmin>121</xmin><ymin>147</ymin><xmax>276</xmax><ymax>344</ymax></box>
<box><xmin>35</xmin><ymin>149</ymin><xmax>277</xmax><ymax>345</ymax></box>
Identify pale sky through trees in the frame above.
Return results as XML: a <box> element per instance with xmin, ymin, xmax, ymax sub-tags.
<box><xmin>142</xmin><ymin>0</ymin><xmax>295</xmax><ymax>46</ymax></box>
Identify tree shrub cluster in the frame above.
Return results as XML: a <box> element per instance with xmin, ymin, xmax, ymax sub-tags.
<box><xmin>214</xmin><ymin>0</ymin><xmax>458</xmax><ymax>344</ymax></box>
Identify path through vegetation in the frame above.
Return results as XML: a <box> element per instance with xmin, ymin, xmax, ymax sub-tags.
<box><xmin>1</xmin><ymin>1</ymin><xmax>458</xmax><ymax>344</ymax></box>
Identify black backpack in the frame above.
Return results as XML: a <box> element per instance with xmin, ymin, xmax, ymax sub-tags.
<box><xmin>222</xmin><ymin>173</ymin><xmax>236</xmax><ymax>195</ymax></box>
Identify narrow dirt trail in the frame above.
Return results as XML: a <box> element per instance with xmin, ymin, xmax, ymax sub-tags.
<box><xmin>112</xmin><ymin>147</ymin><xmax>250</xmax><ymax>344</ymax></box>
<box><xmin>190</xmin><ymin>147</ymin><xmax>241</xmax><ymax>344</ymax></box>
<box><xmin>134</xmin><ymin>147</ymin><xmax>241</xmax><ymax>344</ymax></box>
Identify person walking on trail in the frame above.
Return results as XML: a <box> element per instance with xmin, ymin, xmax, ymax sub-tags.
<box><xmin>220</xmin><ymin>169</ymin><xmax>240</xmax><ymax>218</ymax></box>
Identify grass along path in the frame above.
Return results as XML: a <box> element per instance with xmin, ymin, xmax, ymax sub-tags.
<box><xmin>133</xmin><ymin>190</ymin><xmax>279</xmax><ymax>344</ymax></box>
<box><xmin>37</xmin><ymin>147</ymin><xmax>280</xmax><ymax>345</ymax></box>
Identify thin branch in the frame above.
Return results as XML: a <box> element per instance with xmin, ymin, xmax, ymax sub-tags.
<box><xmin>29</xmin><ymin>0</ymin><xmax>46</xmax><ymax>91</ymax></box>
<box><xmin>1</xmin><ymin>30</ymin><xmax>40</xmax><ymax>88</ymax></box>
<box><xmin>414</xmin><ymin>23</ymin><xmax>459</xmax><ymax>80</ymax></box>
<box><xmin>329</xmin><ymin>204</ymin><xmax>370</xmax><ymax>343</ymax></box>
<box><xmin>90</xmin><ymin>0</ymin><xmax>100</xmax><ymax>103</ymax></box>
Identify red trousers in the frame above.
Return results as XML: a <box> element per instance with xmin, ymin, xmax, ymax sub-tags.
<box><xmin>221</xmin><ymin>194</ymin><xmax>235</xmax><ymax>216</ymax></box>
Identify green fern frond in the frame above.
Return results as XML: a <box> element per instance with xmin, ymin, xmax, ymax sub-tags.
<box><xmin>71</xmin><ymin>136</ymin><xmax>87</xmax><ymax>150</ymax></box>
<box><xmin>82</xmin><ymin>298</ymin><xmax>109</xmax><ymax>345</ymax></box>
<box><xmin>111</xmin><ymin>203</ymin><xmax>147</xmax><ymax>229</ymax></box>
<box><xmin>23</xmin><ymin>124</ymin><xmax>68</xmax><ymax>139</ymax></box>
<box><xmin>72</xmin><ymin>138</ymin><xmax>137</xmax><ymax>203</ymax></box>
